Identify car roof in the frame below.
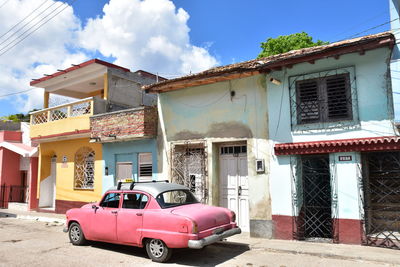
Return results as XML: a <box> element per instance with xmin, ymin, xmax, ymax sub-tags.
<box><xmin>107</xmin><ymin>182</ymin><xmax>189</xmax><ymax>197</ymax></box>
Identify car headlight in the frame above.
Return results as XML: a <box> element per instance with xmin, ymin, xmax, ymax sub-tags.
<box><xmin>231</xmin><ymin>211</ymin><xmax>236</xmax><ymax>222</ymax></box>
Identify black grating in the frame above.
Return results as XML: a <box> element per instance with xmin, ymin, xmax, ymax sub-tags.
<box><xmin>326</xmin><ymin>74</ymin><xmax>352</xmax><ymax>120</ymax></box>
<box><xmin>139</xmin><ymin>164</ymin><xmax>152</xmax><ymax>177</ymax></box>
<box><xmin>295</xmin><ymin>73</ymin><xmax>352</xmax><ymax>124</ymax></box>
<box><xmin>297</xmin><ymin>79</ymin><xmax>320</xmax><ymax>123</ymax></box>
<box><xmin>362</xmin><ymin>152</ymin><xmax>400</xmax><ymax>249</ymax></box>
<box><xmin>296</xmin><ymin>155</ymin><xmax>333</xmax><ymax>240</ymax></box>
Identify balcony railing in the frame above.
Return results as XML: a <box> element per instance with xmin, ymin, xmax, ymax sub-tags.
<box><xmin>30</xmin><ymin>97</ymin><xmax>94</xmax><ymax>125</ymax></box>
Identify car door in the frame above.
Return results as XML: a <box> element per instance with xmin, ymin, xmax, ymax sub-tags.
<box><xmin>117</xmin><ymin>192</ymin><xmax>148</xmax><ymax>245</ymax></box>
<box><xmin>89</xmin><ymin>192</ymin><xmax>120</xmax><ymax>242</ymax></box>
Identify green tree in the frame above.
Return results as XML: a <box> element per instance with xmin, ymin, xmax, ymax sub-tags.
<box><xmin>0</xmin><ymin>109</ymin><xmax>39</xmax><ymax>122</ymax></box>
<box><xmin>257</xmin><ymin>32</ymin><xmax>329</xmax><ymax>58</ymax></box>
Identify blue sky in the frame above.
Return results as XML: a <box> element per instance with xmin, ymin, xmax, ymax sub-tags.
<box><xmin>0</xmin><ymin>0</ymin><xmax>393</xmax><ymax>117</ymax></box>
<box><xmin>71</xmin><ymin>0</ymin><xmax>391</xmax><ymax>66</ymax></box>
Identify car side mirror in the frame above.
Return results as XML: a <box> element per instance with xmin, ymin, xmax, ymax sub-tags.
<box><xmin>92</xmin><ymin>204</ymin><xmax>99</xmax><ymax>212</ymax></box>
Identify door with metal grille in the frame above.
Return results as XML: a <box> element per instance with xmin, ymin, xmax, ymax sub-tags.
<box><xmin>297</xmin><ymin>155</ymin><xmax>333</xmax><ymax>240</ymax></box>
<box><xmin>362</xmin><ymin>152</ymin><xmax>400</xmax><ymax>249</ymax></box>
<box><xmin>171</xmin><ymin>143</ymin><xmax>208</xmax><ymax>203</ymax></box>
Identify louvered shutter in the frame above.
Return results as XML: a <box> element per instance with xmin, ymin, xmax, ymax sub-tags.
<box><xmin>138</xmin><ymin>153</ymin><xmax>152</xmax><ymax>181</ymax></box>
<box><xmin>326</xmin><ymin>74</ymin><xmax>352</xmax><ymax>121</ymax></box>
<box><xmin>296</xmin><ymin>79</ymin><xmax>320</xmax><ymax>124</ymax></box>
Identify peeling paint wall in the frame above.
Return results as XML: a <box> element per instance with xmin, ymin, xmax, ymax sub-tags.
<box><xmin>268</xmin><ymin>47</ymin><xmax>396</xmax><ymax>223</ymax></box>
<box><xmin>158</xmin><ymin>74</ymin><xmax>272</xmax><ymax>237</ymax></box>
<box><xmin>159</xmin><ymin>75</ymin><xmax>268</xmax><ymax>141</ymax></box>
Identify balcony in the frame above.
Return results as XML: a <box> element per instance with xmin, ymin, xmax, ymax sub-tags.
<box><xmin>90</xmin><ymin>106</ymin><xmax>157</xmax><ymax>143</ymax></box>
<box><xmin>30</xmin><ymin>97</ymin><xmax>107</xmax><ymax>141</ymax></box>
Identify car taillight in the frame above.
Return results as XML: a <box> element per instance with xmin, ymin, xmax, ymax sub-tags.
<box><xmin>231</xmin><ymin>211</ymin><xmax>236</xmax><ymax>222</ymax></box>
<box><xmin>192</xmin><ymin>221</ymin><xmax>198</xmax><ymax>234</ymax></box>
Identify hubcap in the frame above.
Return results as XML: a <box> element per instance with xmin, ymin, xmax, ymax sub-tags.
<box><xmin>149</xmin><ymin>239</ymin><xmax>164</xmax><ymax>258</ymax></box>
<box><xmin>70</xmin><ymin>226</ymin><xmax>81</xmax><ymax>242</ymax></box>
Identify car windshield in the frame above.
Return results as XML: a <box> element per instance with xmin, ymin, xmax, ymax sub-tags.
<box><xmin>156</xmin><ymin>190</ymin><xmax>199</xmax><ymax>208</ymax></box>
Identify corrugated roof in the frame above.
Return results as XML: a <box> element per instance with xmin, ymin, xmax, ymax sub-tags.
<box><xmin>144</xmin><ymin>32</ymin><xmax>394</xmax><ymax>93</ymax></box>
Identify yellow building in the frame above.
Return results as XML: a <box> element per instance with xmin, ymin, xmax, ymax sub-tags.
<box><xmin>30</xmin><ymin>59</ymin><xmax>159</xmax><ymax>213</ymax></box>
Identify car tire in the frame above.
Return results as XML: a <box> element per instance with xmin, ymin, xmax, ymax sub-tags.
<box><xmin>145</xmin><ymin>238</ymin><xmax>172</xmax><ymax>263</ymax></box>
<box><xmin>69</xmin><ymin>222</ymin><xmax>87</xmax><ymax>246</ymax></box>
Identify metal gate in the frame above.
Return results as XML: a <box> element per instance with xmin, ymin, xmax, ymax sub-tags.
<box><xmin>171</xmin><ymin>142</ymin><xmax>208</xmax><ymax>203</ymax></box>
<box><xmin>291</xmin><ymin>155</ymin><xmax>338</xmax><ymax>242</ymax></box>
<box><xmin>362</xmin><ymin>151</ymin><xmax>400</xmax><ymax>249</ymax></box>
<box><xmin>0</xmin><ymin>184</ymin><xmax>28</xmax><ymax>208</ymax></box>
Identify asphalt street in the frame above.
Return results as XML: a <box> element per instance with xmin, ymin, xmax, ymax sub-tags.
<box><xmin>0</xmin><ymin>217</ymin><xmax>396</xmax><ymax>267</ymax></box>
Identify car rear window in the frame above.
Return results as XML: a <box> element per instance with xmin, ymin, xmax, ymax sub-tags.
<box><xmin>156</xmin><ymin>190</ymin><xmax>198</xmax><ymax>209</ymax></box>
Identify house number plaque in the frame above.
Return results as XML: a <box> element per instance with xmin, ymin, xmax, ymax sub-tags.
<box><xmin>338</xmin><ymin>155</ymin><xmax>352</xmax><ymax>161</ymax></box>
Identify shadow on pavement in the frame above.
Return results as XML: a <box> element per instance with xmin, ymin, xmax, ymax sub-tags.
<box><xmin>88</xmin><ymin>240</ymin><xmax>249</xmax><ymax>266</ymax></box>
<box><xmin>0</xmin><ymin>212</ymin><xmax>17</xmax><ymax>218</ymax></box>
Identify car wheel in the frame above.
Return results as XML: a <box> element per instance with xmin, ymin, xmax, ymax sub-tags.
<box><xmin>145</xmin><ymin>238</ymin><xmax>172</xmax><ymax>263</ymax></box>
<box><xmin>69</xmin><ymin>222</ymin><xmax>87</xmax><ymax>246</ymax></box>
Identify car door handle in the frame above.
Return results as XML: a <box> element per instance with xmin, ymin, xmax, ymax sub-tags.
<box><xmin>111</xmin><ymin>210</ymin><xmax>118</xmax><ymax>214</ymax></box>
<box><xmin>238</xmin><ymin>186</ymin><xmax>242</xmax><ymax>196</ymax></box>
<box><xmin>136</xmin><ymin>213</ymin><xmax>143</xmax><ymax>216</ymax></box>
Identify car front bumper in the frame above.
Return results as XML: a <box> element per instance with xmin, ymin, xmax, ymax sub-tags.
<box><xmin>188</xmin><ymin>227</ymin><xmax>241</xmax><ymax>249</ymax></box>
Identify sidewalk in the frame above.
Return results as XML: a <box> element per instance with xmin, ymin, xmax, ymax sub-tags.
<box><xmin>228</xmin><ymin>233</ymin><xmax>400</xmax><ymax>265</ymax></box>
<box><xmin>0</xmin><ymin>208</ymin><xmax>66</xmax><ymax>225</ymax></box>
<box><xmin>2</xmin><ymin>208</ymin><xmax>400</xmax><ymax>265</ymax></box>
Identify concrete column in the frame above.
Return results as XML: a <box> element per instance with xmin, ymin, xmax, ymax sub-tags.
<box><xmin>43</xmin><ymin>92</ymin><xmax>49</xmax><ymax>109</ymax></box>
<box><xmin>28</xmin><ymin>157</ymin><xmax>38</xmax><ymax>210</ymax></box>
<box><xmin>333</xmin><ymin>152</ymin><xmax>362</xmax><ymax>244</ymax></box>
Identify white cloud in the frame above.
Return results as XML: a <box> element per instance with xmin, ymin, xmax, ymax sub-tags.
<box><xmin>0</xmin><ymin>0</ymin><xmax>218</xmax><ymax>115</ymax></box>
<box><xmin>78</xmin><ymin>0</ymin><xmax>218</xmax><ymax>75</ymax></box>
<box><xmin>0</xmin><ymin>0</ymin><xmax>86</xmax><ymax>113</ymax></box>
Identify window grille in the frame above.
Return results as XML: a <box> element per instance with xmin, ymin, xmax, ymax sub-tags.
<box><xmin>138</xmin><ymin>153</ymin><xmax>152</xmax><ymax>180</ymax></box>
<box><xmin>296</xmin><ymin>73</ymin><xmax>351</xmax><ymax>124</ymax></box>
<box><xmin>74</xmin><ymin>147</ymin><xmax>95</xmax><ymax>189</ymax></box>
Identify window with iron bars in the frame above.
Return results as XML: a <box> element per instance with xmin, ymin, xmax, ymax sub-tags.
<box><xmin>74</xmin><ymin>147</ymin><xmax>95</xmax><ymax>189</ymax></box>
<box><xmin>296</xmin><ymin>73</ymin><xmax>352</xmax><ymax>124</ymax></box>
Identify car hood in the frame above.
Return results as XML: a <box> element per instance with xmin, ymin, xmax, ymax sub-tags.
<box><xmin>170</xmin><ymin>204</ymin><xmax>230</xmax><ymax>231</ymax></box>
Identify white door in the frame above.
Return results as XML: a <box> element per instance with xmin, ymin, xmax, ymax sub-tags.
<box><xmin>219</xmin><ymin>146</ymin><xmax>249</xmax><ymax>232</ymax></box>
<box><xmin>39</xmin><ymin>156</ymin><xmax>56</xmax><ymax>208</ymax></box>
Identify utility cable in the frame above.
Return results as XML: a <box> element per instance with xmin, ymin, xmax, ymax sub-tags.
<box><xmin>0</xmin><ymin>0</ymin><xmax>77</xmax><ymax>57</ymax></box>
<box><xmin>0</xmin><ymin>88</ymin><xmax>34</xmax><ymax>99</ymax></box>
<box><xmin>0</xmin><ymin>0</ymin><xmax>10</xmax><ymax>9</ymax></box>
<box><xmin>0</xmin><ymin>0</ymin><xmax>51</xmax><ymax>40</ymax></box>
<box><xmin>340</xmin><ymin>18</ymin><xmax>399</xmax><ymax>41</ymax></box>
<box><xmin>0</xmin><ymin>0</ymin><xmax>63</xmax><ymax>50</ymax></box>
<box><xmin>331</xmin><ymin>9</ymin><xmax>390</xmax><ymax>40</ymax></box>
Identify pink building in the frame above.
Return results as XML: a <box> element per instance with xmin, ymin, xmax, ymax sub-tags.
<box><xmin>0</xmin><ymin>123</ymin><xmax>38</xmax><ymax>210</ymax></box>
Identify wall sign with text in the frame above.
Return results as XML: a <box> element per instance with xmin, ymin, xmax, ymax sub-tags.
<box><xmin>338</xmin><ymin>155</ymin><xmax>352</xmax><ymax>162</ymax></box>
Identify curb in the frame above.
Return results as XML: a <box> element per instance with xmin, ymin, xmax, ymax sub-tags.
<box><xmin>224</xmin><ymin>238</ymin><xmax>400</xmax><ymax>265</ymax></box>
<box><xmin>16</xmin><ymin>214</ymin><xmax>66</xmax><ymax>225</ymax></box>
<box><xmin>0</xmin><ymin>211</ymin><xmax>65</xmax><ymax>225</ymax></box>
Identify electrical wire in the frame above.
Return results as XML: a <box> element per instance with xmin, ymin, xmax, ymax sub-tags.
<box><xmin>340</xmin><ymin>18</ymin><xmax>399</xmax><ymax>41</ymax></box>
<box><xmin>0</xmin><ymin>0</ymin><xmax>51</xmax><ymax>40</ymax></box>
<box><xmin>0</xmin><ymin>88</ymin><xmax>34</xmax><ymax>99</ymax></box>
<box><xmin>330</xmin><ymin>9</ymin><xmax>389</xmax><ymax>40</ymax></box>
<box><xmin>0</xmin><ymin>0</ymin><xmax>10</xmax><ymax>9</ymax></box>
<box><xmin>0</xmin><ymin>0</ymin><xmax>77</xmax><ymax>57</ymax></box>
<box><xmin>0</xmin><ymin>0</ymin><xmax>60</xmax><ymax>47</ymax></box>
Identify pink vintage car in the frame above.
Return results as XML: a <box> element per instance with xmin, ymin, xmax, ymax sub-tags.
<box><xmin>64</xmin><ymin>181</ymin><xmax>241</xmax><ymax>263</ymax></box>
